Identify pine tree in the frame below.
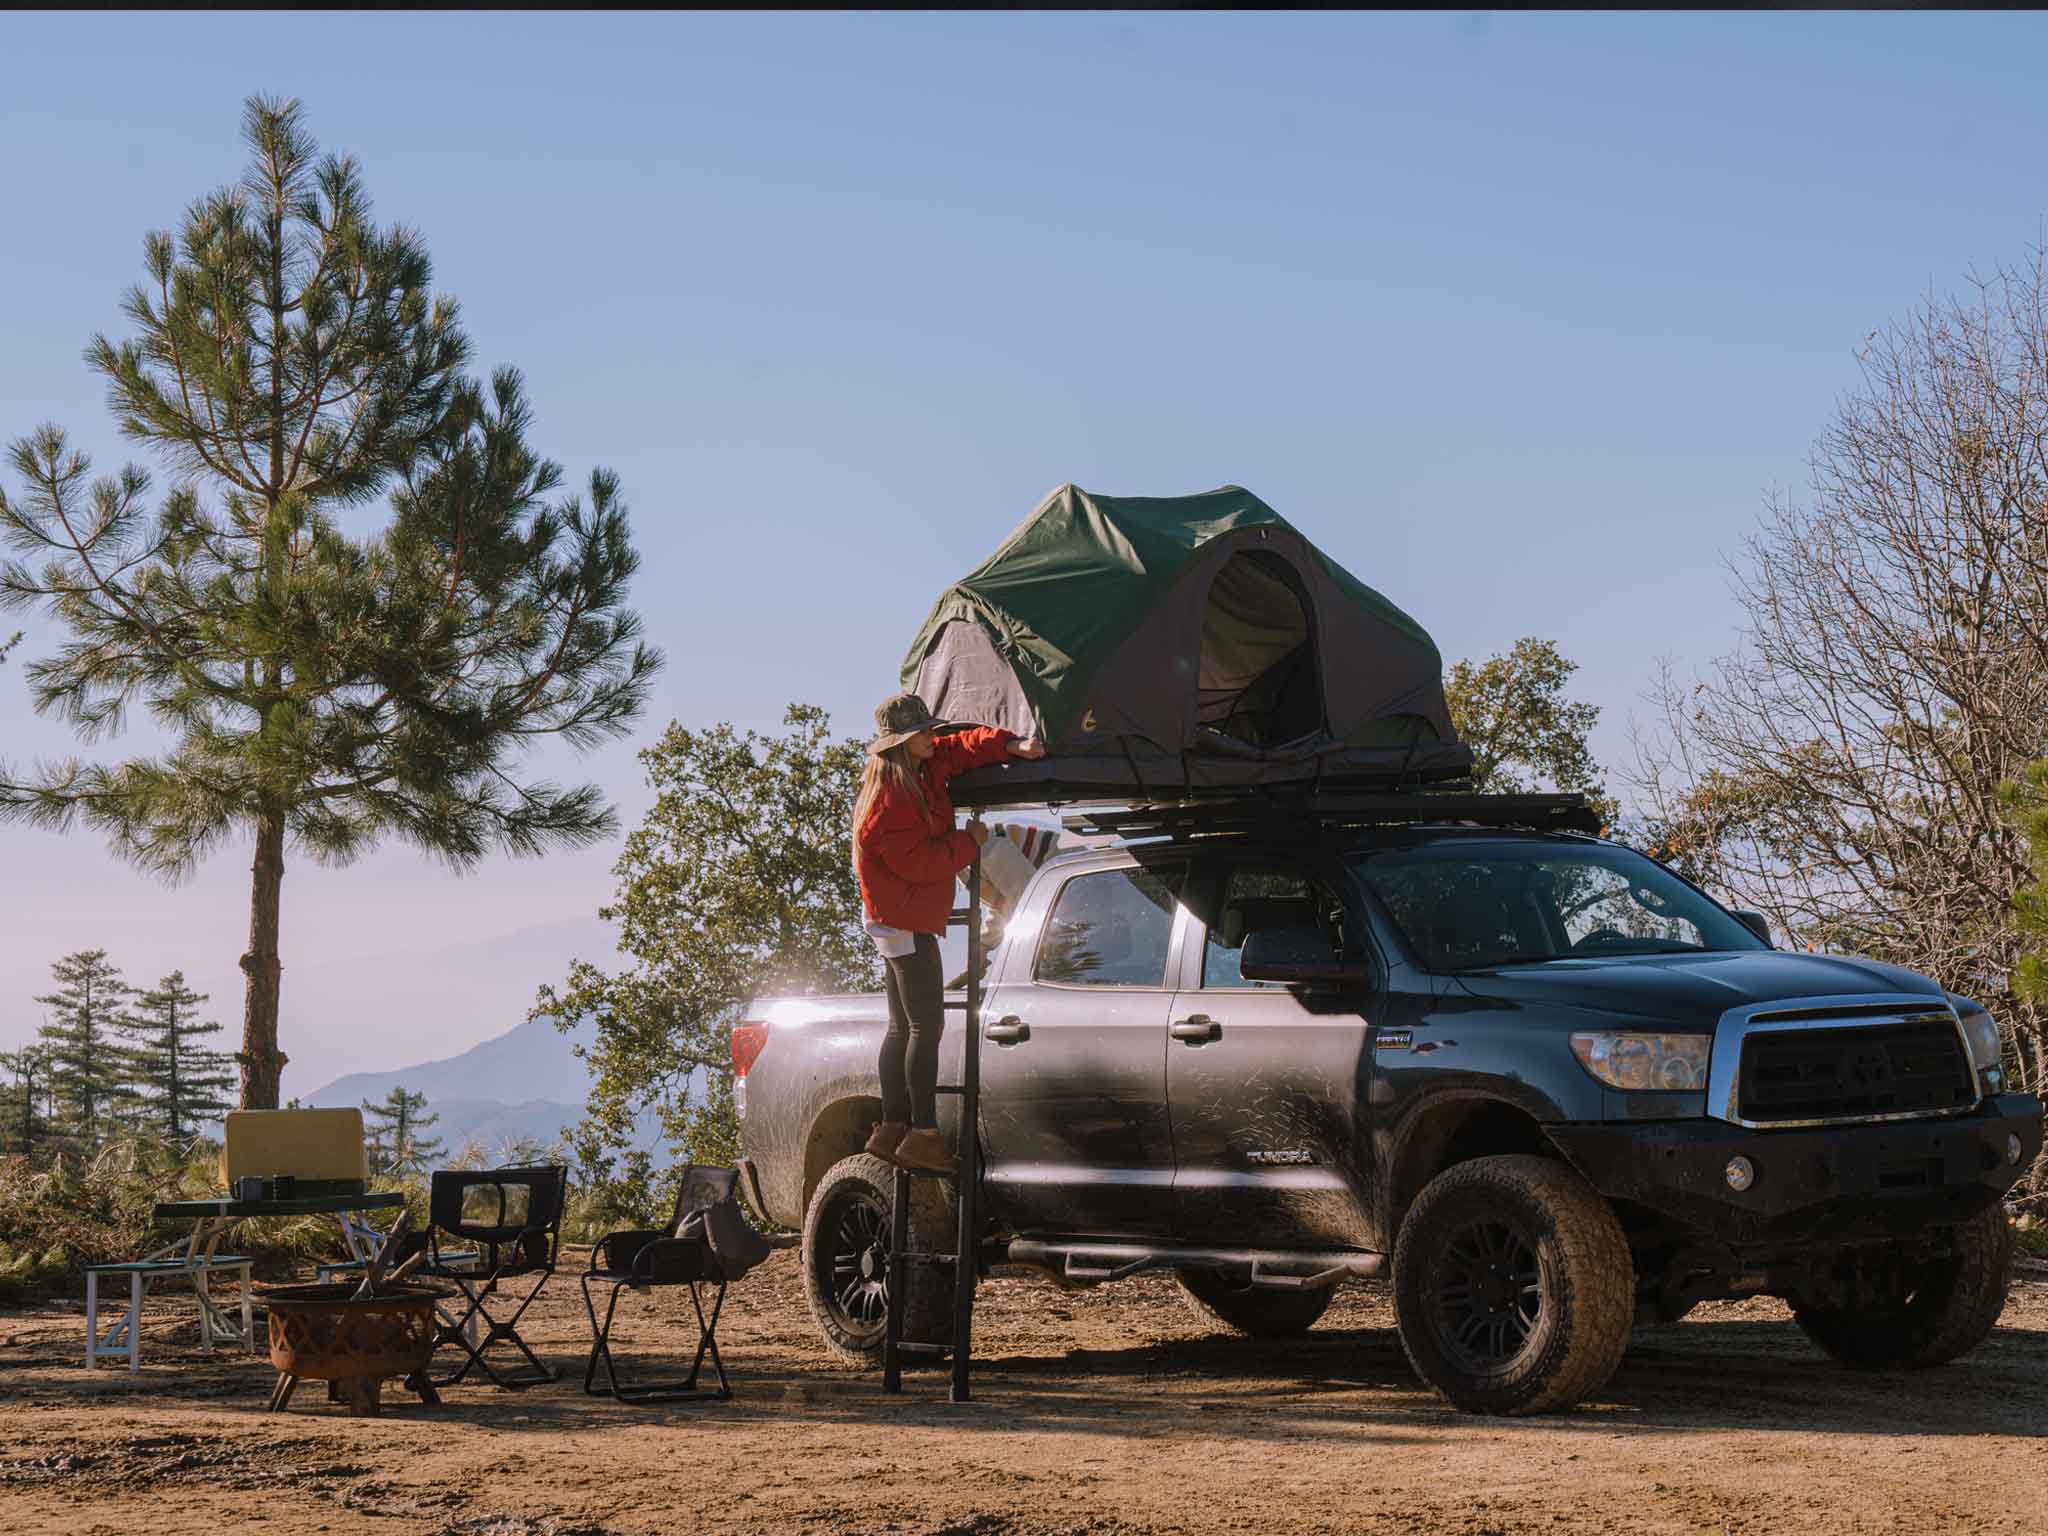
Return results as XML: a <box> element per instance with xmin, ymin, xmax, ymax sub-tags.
<box><xmin>115</xmin><ymin>971</ymin><xmax>236</xmax><ymax>1143</ymax></box>
<box><xmin>0</xmin><ymin>1045</ymin><xmax>55</xmax><ymax>1155</ymax></box>
<box><xmin>35</xmin><ymin>950</ymin><xmax>135</xmax><ymax>1144</ymax></box>
<box><xmin>0</xmin><ymin>97</ymin><xmax>659</xmax><ymax>1110</ymax></box>
<box><xmin>362</xmin><ymin>1086</ymin><xmax>444</xmax><ymax>1177</ymax></box>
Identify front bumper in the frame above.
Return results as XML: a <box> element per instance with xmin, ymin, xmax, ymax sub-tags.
<box><xmin>1548</xmin><ymin>1093</ymin><xmax>2043</xmax><ymax>1245</ymax></box>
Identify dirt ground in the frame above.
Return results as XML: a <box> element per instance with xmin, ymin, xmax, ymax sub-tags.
<box><xmin>3</xmin><ymin>1253</ymin><xmax>2046</xmax><ymax>1536</ymax></box>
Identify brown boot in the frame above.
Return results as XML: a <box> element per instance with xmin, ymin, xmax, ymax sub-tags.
<box><xmin>893</xmin><ymin>1127</ymin><xmax>959</xmax><ymax>1175</ymax></box>
<box><xmin>864</xmin><ymin>1121</ymin><xmax>909</xmax><ymax>1164</ymax></box>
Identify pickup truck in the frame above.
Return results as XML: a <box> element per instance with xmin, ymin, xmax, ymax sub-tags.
<box><xmin>736</xmin><ymin>808</ymin><xmax>2044</xmax><ymax>1414</ymax></box>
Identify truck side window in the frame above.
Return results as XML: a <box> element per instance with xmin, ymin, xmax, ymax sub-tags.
<box><xmin>1202</xmin><ymin>868</ymin><xmax>1347</xmax><ymax>989</ymax></box>
<box><xmin>1035</xmin><ymin>867</ymin><xmax>1179</xmax><ymax>987</ymax></box>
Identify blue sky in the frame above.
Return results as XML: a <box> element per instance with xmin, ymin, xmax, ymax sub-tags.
<box><xmin>4</xmin><ymin>12</ymin><xmax>2047</xmax><ymax>1085</ymax></box>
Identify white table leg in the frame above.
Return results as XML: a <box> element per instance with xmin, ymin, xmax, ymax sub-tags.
<box><xmin>196</xmin><ymin>1268</ymin><xmax>214</xmax><ymax>1353</ymax></box>
<box><xmin>85</xmin><ymin>1270</ymin><xmax>98</xmax><ymax>1369</ymax></box>
<box><xmin>128</xmin><ymin>1271</ymin><xmax>142</xmax><ymax>1374</ymax></box>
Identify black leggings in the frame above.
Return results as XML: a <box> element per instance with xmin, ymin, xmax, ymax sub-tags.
<box><xmin>879</xmin><ymin>933</ymin><xmax>945</xmax><ymax>1129</ymax></box>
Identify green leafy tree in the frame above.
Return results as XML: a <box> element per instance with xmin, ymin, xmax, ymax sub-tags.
<box><xmin>533</xmin><ymin>704</ymin><xmax>878</xmax><ymax>1217</ymax></box>
<box><xmin>0</xmin><ymin>97</ymin><xmax>659</xmax><ymax>1109</ymax></box>
<box><xmin>362</xmin><ymin>1086</ymin><xmax>444</xmax><ymax>1177</ymax></box>
<box><xmin>1444</xmin><ymin>637</ymin><xmax>1615</xmax><ymax>823</ymax></box>
<box><xmin>114</xmin><ymin>971</ymin><xmax>236</xmax><ymax>1143</ymax></box>
<box><xmin>2004</xmin><ymin>762</ymin><xmax>2048</xmax><ymax>1134</ymax></box>
<box><xmin>35</xmin><ymin>950</ymin><xmax>135</xmax><ymax>1144</ymax></box>
<box><xmin>0</xmin><ymin>1044</ymin><xmax>55</xmax><ymax>1156</ymax></box>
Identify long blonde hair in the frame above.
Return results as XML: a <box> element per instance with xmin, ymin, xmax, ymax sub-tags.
<box><xmin>852</xmin><ymin>743</ymin><xmax>930</xmax><ymax>843</ymax></box>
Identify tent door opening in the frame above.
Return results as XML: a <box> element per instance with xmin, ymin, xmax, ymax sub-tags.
<box><xmin>1197</xmin><ymin>551</ymin><xmax>1322</xmax><ymax>749</ymax></box>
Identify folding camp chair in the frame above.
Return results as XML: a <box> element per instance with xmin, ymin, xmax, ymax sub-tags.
<box><xmin>581</xmin><ymin>1165</ymin><xmax>791</xmax><ymax>1404</ymax></box>
<box><xmin>420</xmin><ymin>1164</ymin><xmax>566</xmax><ymax>1390</ymax></box>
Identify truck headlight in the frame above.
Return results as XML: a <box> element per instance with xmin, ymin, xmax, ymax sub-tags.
<box><xmin>1571</xmin><ymin>1032</ymin><xmax>1712</xmax><ymax>1091</ymax></box>
<box><xmin>1955</xmin><ymin>1003</ymin><xmax>2004</xmax><ymax>1093</ymax></box>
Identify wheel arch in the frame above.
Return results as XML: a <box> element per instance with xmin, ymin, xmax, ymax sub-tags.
<box><xmin>802</xmin><ymin>1094</ymin><xmax>884</xmax><ymax>1218</ymax></box>
<box><xmin>1384</xmin><ymin>1093</ymin><xmax>1564</xmax><ymax>1240</ymax></box>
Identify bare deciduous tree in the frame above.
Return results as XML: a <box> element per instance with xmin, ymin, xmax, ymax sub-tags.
<box><xmin>1634</xmin><ymin>253</ymin><xmax>2048</xmax><ymax>1147</ymax></box>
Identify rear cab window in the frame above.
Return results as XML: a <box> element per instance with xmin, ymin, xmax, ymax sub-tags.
<box><xmin>1034</xmin><ymin>866</ymin><xmax>1180</xmax><ymax>987</ymax></box>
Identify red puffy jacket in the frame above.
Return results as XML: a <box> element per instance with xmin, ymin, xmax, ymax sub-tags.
<box><xmin>855</xmin><ymin>726</ymin><xmax>1013</xmax><ymax>934</ymax></box>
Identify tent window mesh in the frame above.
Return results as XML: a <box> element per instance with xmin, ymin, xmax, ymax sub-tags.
<box><xmin>1198</xmin><ymin>551</ymin><xmax>1322</xmax><ymax>747</ymax></box>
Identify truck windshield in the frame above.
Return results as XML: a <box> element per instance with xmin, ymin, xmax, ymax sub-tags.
<box><xmin>1351</xmin><ymin>841</ymin><xmax>1766</xmax><ymax>972</ymax></box>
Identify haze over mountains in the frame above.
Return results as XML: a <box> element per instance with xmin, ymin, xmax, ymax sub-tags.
<box><xmin>293</xmin><ymin>915</ymin><xmax>666</xmax><ymax>1157</ymax></box>
<box><xmin>287</xmin><ymin>916</ymin><xmax>614</xmax><ymax>1089</ymax></box>
<box><xmin>307</xmin><ymin>1011</ymin><xmax>665</xmax><ymax>1158</ymax></box>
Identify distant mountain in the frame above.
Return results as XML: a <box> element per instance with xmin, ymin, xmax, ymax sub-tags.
<box><xmin>306</xmin><ymin>1013</ymin><xmax>669</xmax><ymax>1158</ymax></box>
<box><xmin>311</xmin><ymin>1012</ymin><xmax>593</xmax><ymax>1108</ymax></box>
<box><xmin>282</xmin><ymin>915</ymin><xmax>618</xmax><ymax>1093</ymax></box>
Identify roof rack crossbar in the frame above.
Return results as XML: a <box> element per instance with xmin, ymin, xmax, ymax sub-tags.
<box><xmin>1058</xmin><ymin>791</ymin><xmax>1601</xmax><ymax>841</ymax></box>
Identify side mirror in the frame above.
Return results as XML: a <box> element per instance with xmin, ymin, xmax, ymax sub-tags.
<box><xmin>1734</xmin><ymin>911</ymin><xmax>1773</xmax><ymax>947</ymax></box>
<box><xmin>1239</xmin><ymin>926</ymin><xmax>1372</xmax><ymax>986</ymax></box>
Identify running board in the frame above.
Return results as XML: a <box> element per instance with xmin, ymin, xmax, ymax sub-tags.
<box><xmin>1003</xmin><ymin>1239</ymin><xmax>1383</xmax><ymax>1289</ymax></box>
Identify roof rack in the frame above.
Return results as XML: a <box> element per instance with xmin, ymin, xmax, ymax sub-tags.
<box><xmin>1058</xmin><ymin>790</ymin><xmax>1602</xmax><ymax>841</ymax></box>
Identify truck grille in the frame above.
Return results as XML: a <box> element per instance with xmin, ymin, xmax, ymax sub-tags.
<box><xmin>1736</xmin><ymin>1015</ymin><xmax>1975</xmax><ymax>1124</ymax></box>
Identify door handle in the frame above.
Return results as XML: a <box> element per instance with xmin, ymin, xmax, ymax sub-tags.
<box><xmin>985</xmin><ymin>1016</ymin><xmax>1029</xmax><ymax>1045</ymax></box>
<box><xmin>1170</xmin><ymin>1014</ymin><xmax>1220</xmax><ymax>1043</ymax></box>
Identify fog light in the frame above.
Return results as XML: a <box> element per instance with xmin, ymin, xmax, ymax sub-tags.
<box><xmin>2010</xmin><ymin>1134</ymin><xmax>2025</xmax><ymax>1167</ymax></box>
<box><xmin>1725</xmin><ymin>1155</ymin><xmax>1756</xmax><ymax>1192</ymax></box>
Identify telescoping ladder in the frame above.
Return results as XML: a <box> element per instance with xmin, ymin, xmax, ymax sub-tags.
<box><xmin>880</xmin><ymin>846</ymin><xmax>985</xmax><ymax>1403</ymax></box>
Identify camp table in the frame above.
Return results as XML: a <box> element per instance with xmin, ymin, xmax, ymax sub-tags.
<box><xmin>147</xmin><ymin>1191</ymin><xmax>407</xmax><ymax>1351</ymax></box>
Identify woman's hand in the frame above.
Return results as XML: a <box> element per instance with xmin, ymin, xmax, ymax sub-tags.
<box><xmin>967</xmin><ymin>821</ymin><xmax>991</xmax><ymax>846</ymax></box>
<box><xmin>1007</xmin><ymin>736</ymin><xmax>1047</xmax><ymax>760</ymax></box>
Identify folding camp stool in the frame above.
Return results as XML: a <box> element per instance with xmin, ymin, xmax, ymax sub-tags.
<box><xmin>580</xmin><ymin>1165</ymin><xmax>788</xmax><ymax>1404</ymax></box>
<box><xmin>84</xmin><ymin>1256</ymin><xmax>254</xmax><ymax>1373</ymax></box>
<box><xmin>419</xmin><ymin>1164</ymin><xmax>566</xmax><ymax>1390</ymax></box>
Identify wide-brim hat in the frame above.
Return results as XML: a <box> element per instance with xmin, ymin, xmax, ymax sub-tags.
<box><xmin>870</xmin><ymin>692</ymin><xmax>955</xmax><ymax>754</ymax></box>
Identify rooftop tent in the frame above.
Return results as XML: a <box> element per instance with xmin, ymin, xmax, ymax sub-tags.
<box><xmin>902</xmin><ymin>484</ymin><xmax>1472</xmax><ymax>806</ymax></box>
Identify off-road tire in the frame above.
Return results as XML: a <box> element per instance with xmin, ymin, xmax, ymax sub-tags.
<box><xmin>1175</xmin><ymin>1268</ymin><xmax>1336</xmax><ymax>1339</ymax></box>
<box><xmin>1792</xmin><ymin>1204</ymin><xmax>2014</xmax><ymax>1371</ymax></box>
<box><xmin>1392</xmin><ymin>1153</ymin><xmax>1634</xmax><ymax>1416</ymax></box>
<box><xmin>801</xmin><ymin>1152</ymin><xmax>956</xmax><ymax>1367</ymax></box>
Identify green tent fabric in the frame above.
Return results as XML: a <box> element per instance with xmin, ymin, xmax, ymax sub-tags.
<box><xmin>901</xmin><ymin>484</ymin><xmax>1471</xmax><ymax>805</ymax></box>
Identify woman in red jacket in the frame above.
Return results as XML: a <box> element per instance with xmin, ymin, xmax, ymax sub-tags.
<box><xmin>853</xmin><ymin>693</ymin><xmax>1043</xmax><ymax>1173</ymax></box>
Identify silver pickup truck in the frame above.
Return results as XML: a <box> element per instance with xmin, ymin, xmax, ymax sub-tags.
<box><xmin>737</xmin><ymin>811</ymin><xmax>2041</xmax><ymax>1415</ymax></box>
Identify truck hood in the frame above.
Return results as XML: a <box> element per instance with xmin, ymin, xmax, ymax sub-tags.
<box><xmin>1449</xmin><ymin>949</ymin><xmax>1945</xmax><ymax>1030</ymax></box>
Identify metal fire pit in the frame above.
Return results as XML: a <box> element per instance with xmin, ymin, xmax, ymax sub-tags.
<box><xmin>262</xmin><ymin>1281</ymin><xmax>453</xmax><ymax>1416</ymax></box>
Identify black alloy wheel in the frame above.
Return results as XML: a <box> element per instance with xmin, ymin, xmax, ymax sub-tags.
<box><xmin>816</xmin><ymin>1182</ymin><xmax>892</xmax><ymax>1337</ymax></box>
<box><xmin>799</xmin><ymin>1151</ymin><xmax>955</xmax><ymax>1366</ymax></box>
<box><xmin>1433</xmin><ymin>1217</ymin><xmax>1543</xmax><ymax>1371</ymax></box>
<box><xmin>1391</xmin><ymin>1154</ymin><xmax>1634</xmax><ymax>1415</ymax></box>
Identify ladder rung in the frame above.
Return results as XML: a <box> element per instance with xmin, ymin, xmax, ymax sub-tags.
<box><xmin>947</xmin><ymin>908</ymin><xmax>974</xmax><ymax>923</ymax></box>
<box><xmin>933</xmin><ymin>1084</ymin><xmax>964</xmax><ymax>1096</ymax></box>
<box><xmin>895</xmin><ymin>1251</ymin><xmax>958</xmax><ymax>1267</ymax></box>
<box><xmin>892</xmin><ymin>1341</ymin><xmax>954</xmax><ymax>1357</ymax></box>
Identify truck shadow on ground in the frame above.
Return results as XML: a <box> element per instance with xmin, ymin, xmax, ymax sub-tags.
<box><xmin>884</xmin><ymin>1317</ymin><xmax>2048</xmax><ymax>1443</ymax></box>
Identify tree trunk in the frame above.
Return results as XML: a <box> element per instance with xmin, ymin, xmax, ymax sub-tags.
<box><xmin>239</xmin><ymin>812</ymin><xmax>288</xmax><ymax>1109</ymax></box>
<box><xmin>2033</xmin><ymin>1033</ymin><xmax>2048</xmax><ymax>1197</ymax></box>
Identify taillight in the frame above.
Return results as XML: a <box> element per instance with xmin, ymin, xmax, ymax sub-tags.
<box><xmin>731</xmin><ymin>1020</ymin><xmax>769</xmax><ymax>1078</ymax></box>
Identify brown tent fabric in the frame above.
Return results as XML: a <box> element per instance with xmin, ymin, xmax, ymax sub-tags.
<box><xmin>902</xmin><ymin>485</ymin><xmax>1472</xmax><ymax>807</ymax></box>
